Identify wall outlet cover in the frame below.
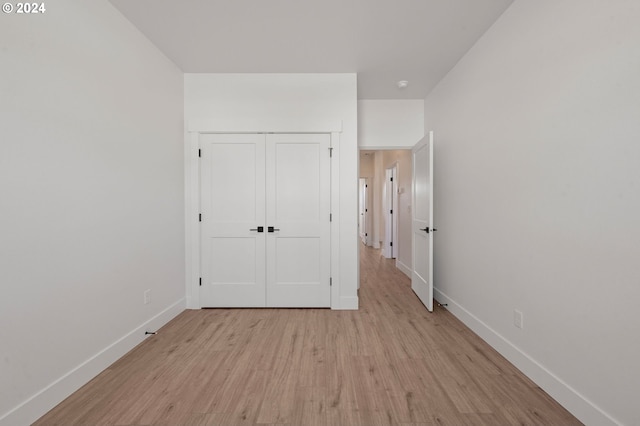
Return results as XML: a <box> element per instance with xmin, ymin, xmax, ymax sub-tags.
<box><xmin>514</xmin><ymin>309</ymin><xmax>523</xmax><ymax>329</ymax></box>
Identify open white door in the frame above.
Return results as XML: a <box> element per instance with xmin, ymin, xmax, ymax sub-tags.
<box><xmin>411</xmin><ymin>131</ymin><xmax>434</xmax><ymax>311</ymax></box>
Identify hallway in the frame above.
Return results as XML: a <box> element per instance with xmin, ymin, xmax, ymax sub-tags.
<box><xmin>35</xmin><ymin>246</ymin><xmax>581</xmax><ymax>425</ymax></box>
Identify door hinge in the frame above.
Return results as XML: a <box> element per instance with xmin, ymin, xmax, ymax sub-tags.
<box><xmin>365</xmin><ymin>233</ymin><xmax>368</xmax><ymax>236</ymax></box>
<box><xmin>198</xmin><ymin>149</ymin><xmax>201</xmax><ymax>158</ymax></box>
<box><xmin>390</xmin><ymin>209</ymin><xmax>393</xmax><ymax>214</ymax></box>
<box><xmin>330</xmin><ymin>277</ymin><xmax>332</xmax><ymax>286</ymax></box>
<box><xmin>330</xmin><ymin>213</ymin><xmax>332</xmax><ymax>222</ymax></box>
<box><xmin>329</xmin><ymin>147</ymin><xmax>333</xmax><ymax>157</ymax></box>
<box><xmin>390</xmin><ymin>241</ymin><xmax>393</xmax><ymax>247</ymax></box>
<box><xmin>199</xmin><ymin>277</ymin><xmax>202</xmax><ymax>286</ymax></box>
<box><xmin>365</xmin><ymin>184</ymin><xmax>368</xmax><ymax>188</ymax></box>
<box><xmin>199</xmin><ymin>213</ymin><xmax>202</xmax><ymax>222</ymax></box>
<box><xmin>365</xmin><ymin>208</ymin><xmax>367</xmax><ymax>212</ymax></box>
<box><xmin>390</xmin><ymin>177</ymin><xmax>393</xmax><ymax>182</ymax></box>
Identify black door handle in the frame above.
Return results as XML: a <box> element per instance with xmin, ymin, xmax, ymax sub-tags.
<box><xmin>268</xmin><ymin>226</ymin><xmax>280</xmax><ymax>233</ymax></box>
<box><xmin>419</xmin><ymin>227</ymin><xmax>430</xmax><ymax>233</ymax></box>
<box><xmin>250</xmin><ymin>226</ymin><xmax>264</xmax><ymax>233</ymax></box>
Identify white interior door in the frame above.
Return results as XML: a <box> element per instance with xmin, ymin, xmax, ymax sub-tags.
<box><xmin>200</xmin><ymin>134</ymin><xmax>266</xmax><ymax>307</ymax></box>
<box><xmin>391</xmin><ymin>167</ymin><xmax>398</xmax><ymax>258</ymax></box>
<box><xmin>265</xmin><ymin>134</ymin><xmax>331</xmax><ymax>307</ymax></box>
<box><xmin>411</xmin><ymin>131</ymin><xmax>434</xmax><ymax>311</ymax></box>
<box><xmin>384</xmin><ymin>167</ymin><xmax>397</xmax><ymax>258</ymax></box>
<box><xmin>359</xmin><ymin>178</ymin><xmax>367</xmax><ymax>244</ymax></box>
<box><xmin>365</xmin><ymin>180</ymin><xmax>372</xmax><ymax>246</ymax></box>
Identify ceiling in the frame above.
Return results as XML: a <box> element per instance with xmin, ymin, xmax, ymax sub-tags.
<box><xmin>109</xmin><ymin>0</ymin><xmax>514</xmax><ymax>99</ymax></box>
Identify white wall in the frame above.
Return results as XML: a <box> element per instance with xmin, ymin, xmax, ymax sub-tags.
<box><xmin>359</xmin><ymin>153</ymin><xmax>375</xmax><ymax>177</ymax></box>
<box><xmin>424</xmin><ymin>1</ymin><xmax>640</xmax><ymax>425</ymax></box>
<box><xmin>358</xmin><ymin>100</ymin><xmax>424</xmax><ymax>148</ymax></box>
<box><xmin>184</xmin><ymin>73</ymin><xmax>358</xmax><ymax>310</ymax></box>
<box><xmin>0</xmin><ymin>2</ymin><xmax>185</xmax><ymax>424</ymax></box>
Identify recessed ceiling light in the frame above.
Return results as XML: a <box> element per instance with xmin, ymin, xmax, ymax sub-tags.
<box><xmin>397</xmin><ymin>80</ymin><xmax>409</xmax><ymax>89</ymax></box>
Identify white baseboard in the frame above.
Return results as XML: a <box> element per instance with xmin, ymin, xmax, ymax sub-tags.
<box><xmin>336</xmin><ymin>296</ymin><xmax>359</xmax><ymax>310</ymax></box>
<box><xmin>433</xmin><ymin>288</ymin><xmax>620</xmax><ymax>426</ymax></box>
<box><xmin>396</xmin><ymin>260</ymin><xmax>412</xmax><ymax>278</ymax></box>
<box><xmin>0</xmin><ymin>299</ymin><xmax>186</xmax><ymax>426</ymax></box>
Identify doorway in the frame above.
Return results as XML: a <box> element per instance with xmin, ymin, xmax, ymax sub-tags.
<box><xmin>358</xmin><ymin>149</ymin><xmax>413</xmax><ymax>278</ymax></box>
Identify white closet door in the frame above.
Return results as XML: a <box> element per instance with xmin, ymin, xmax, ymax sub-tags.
<box><xmin>200</xmin><ymin>134</ymin><xmax>266</xmax><ymax>307</ymax></box>
<box><xmin>265</xmin><ymin>134</ymin><xmax>331</xmax><ymax>307</ymax></box>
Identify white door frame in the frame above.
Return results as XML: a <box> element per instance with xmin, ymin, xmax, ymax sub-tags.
<box><xmin>185</xmin><ymin>120</ymin><xmax>342</xmax><ymax>310</ymax></box>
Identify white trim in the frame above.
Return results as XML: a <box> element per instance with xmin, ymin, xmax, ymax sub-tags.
<box><xmin>185</xmin><ymin>132</ymin><xmax>200</xmax><ymax>309</ymax></box>
<box><xmin>188</xmin><ymin>119</ymin><xmax>343</xmax><ymax>134</ymax></box>
<box><xmin>339</xmin><ymin>296</ymin><xmax>359</xmax><ymax>310</ymax></box>
<box><xmin>433</xmin><ymin>288</ymin><xmax>620</xmax><ymax>426</ymax></box>
<box><xmin>361</xmin><ymin>145</ymin><xmax>414</xmax><ymax>151</ymax></box>
<box><xmin>396</xmin><ymin>259</ymin><xmax>412</xmax><ymax>279</ymax></box>
<box><xmin>0</xmin><ymin>299</ymin><xmax>185</xmax><ymax>426</ymax></box>
<box><xmin>330</xmin><ymin>132</ymin><xmax>341</xmax><ymax>310</ymax></box>
<box><xmin>185</xmin><ymin>126</ymin><xmax>347</xmax><ymax>310</ymax></box>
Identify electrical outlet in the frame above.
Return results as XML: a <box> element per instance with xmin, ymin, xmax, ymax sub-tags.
<box><xmin>514</xmin><ymin>309</ymin><xmax>523</xmax><ymax>329</ymax></box>
<box><xmin>144</xmin><ymin>289</ymin><xmax>151</xmax><ymax>305</ymax></box>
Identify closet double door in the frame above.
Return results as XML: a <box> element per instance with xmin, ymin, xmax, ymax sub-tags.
<box><xmin>200</xmin><ymin>133</ymin><xmax>331</xmax><ymax>308</ymax></box>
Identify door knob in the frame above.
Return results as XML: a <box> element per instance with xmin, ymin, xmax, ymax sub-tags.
<box><xmin>268</xmin><ymin>226</ymin><xmax>280</xmax><ymax>233</ymax></box>
<box><xmin>250</xmin><ymin>226</ymin><xmax>264</xmax><ymax>233</ymax></box>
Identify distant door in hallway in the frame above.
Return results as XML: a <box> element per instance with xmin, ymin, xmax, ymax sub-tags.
<box><xmin>359</xmin><ymin>178</ymin><xmax>368</xmax><ymax>245</ymax></box>
<box><xmin>200</xmin><ymin>133</ymin><xmax>331</xmax><ymax>308</ymax></box>
<box><xmin>384</xmin><ymin>166</ymin><xmax>398</xmax><ymax>259</ymax></box>
<box><xmin>411</xmin><ymin>131</ymin><xmax>434</xmax><ymax>311</ymax></box>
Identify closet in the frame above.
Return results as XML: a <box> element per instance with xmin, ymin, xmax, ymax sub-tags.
<box><xmin>199</xmin><ymin>133</ymin><xmax>331</xmax><ymax>307</ymax></box>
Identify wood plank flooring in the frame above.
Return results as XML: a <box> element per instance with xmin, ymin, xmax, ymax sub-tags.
<box><xmin>34</xmin><ymin>246</ymin><xmax>582</xmax><ymax>425</ymax></box>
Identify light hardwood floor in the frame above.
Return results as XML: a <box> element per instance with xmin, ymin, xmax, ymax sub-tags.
<box><xmin>35</xmin><ymin>246</ymin><xmax>582</xmax><ymax>425</ymax></box>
